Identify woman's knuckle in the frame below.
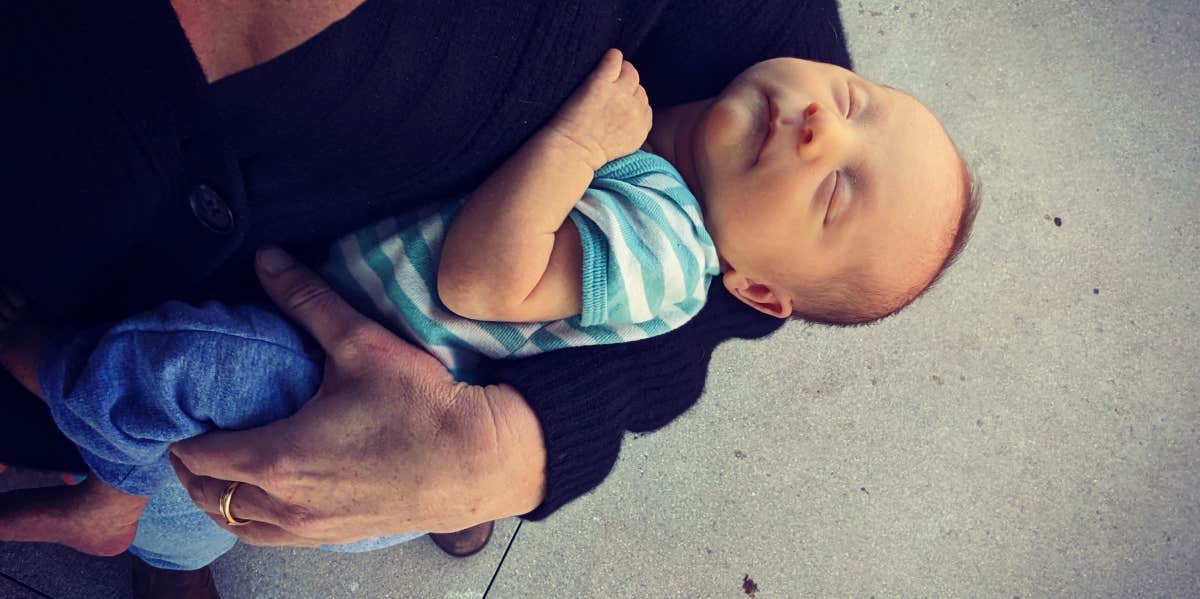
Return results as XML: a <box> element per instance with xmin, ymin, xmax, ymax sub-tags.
<box><xmin>286</xmin><ymin>280</ymin><xmax>335</xmax><ymax>312</ymax></box>
<box><xmin>279</xmin><ymin>503</ymin><xmax>319</xmax><ymax>531</ymax></box>
<box><xmin>339</xmin><ymin>323</ymin><xmax>390</xmax><ymax>355</ymax></box>
<box><xmin>258</xmin><ymin>452</ymin><xmax>299</xmax><ymax>488</ymax></box>
<box><xmin>182</xmin><ymin>478</ymin><xmax>207</xmax><ymax>503</ymax></box>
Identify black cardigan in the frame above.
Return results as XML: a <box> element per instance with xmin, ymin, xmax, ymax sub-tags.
<box><xmin>0</xmin><ymin>0</ymin><xmax>851</xmax><ymax>519</ymax></box>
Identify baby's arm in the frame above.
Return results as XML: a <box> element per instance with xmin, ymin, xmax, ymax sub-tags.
<box><xmin>439</xmin><ymin>49</ymin><xmax>652</xmax><ymax>322</ymax></box>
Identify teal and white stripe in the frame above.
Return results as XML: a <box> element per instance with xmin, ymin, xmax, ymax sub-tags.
<box><xmin>321</xmin><ymin>151</ymin><xmax>719</xmax><ymax>382</ymax></box>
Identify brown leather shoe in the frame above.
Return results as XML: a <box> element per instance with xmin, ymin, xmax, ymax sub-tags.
<box><xmin>428</xmin><ymin>520</ymin><xmax>495</xmax><ymax>557</ymax></box>
<box><xmin>131</xmin><ymin>557</ymin><xmax>221</xmax><ymax>599</ymax></box>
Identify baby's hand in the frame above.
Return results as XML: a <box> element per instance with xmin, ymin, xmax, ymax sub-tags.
<box><xmin>548</xmin><ymin>49</ymin><xmax>652</xmax><ymax>170</ymax></box>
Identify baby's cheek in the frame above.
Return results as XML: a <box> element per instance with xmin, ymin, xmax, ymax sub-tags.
<box><xmin>702</xmin><ymin>97</ymin><xmax>757</xmax><ymax>150</ymax></box>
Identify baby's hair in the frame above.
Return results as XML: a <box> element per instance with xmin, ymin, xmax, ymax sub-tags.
<box><xmin>794</xmin><ymin>157</ymin><xmax>982</xmax><ymax>327</ymax></box>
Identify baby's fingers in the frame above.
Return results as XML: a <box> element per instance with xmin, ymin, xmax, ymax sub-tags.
<box><xmin>617</xmin><ymin>58</ymin><xmax>640</xmax><ymax>90</ymax></box>
<box><xmin>590</xmin><ymin>48</ymin><xmax>624</xmax><ymax>83</ymax></box>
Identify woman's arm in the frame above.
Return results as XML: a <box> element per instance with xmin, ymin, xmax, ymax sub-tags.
<box><xmin>438</xmin><ymin>49</ymin><xmax>651</xmax><ymax>322</ymax></box>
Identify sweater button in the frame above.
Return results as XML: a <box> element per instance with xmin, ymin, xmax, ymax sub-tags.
<box><xmin>188</xmin><ymin>184</ymin><xmax>235</xmax><ymax>235</ymax></box>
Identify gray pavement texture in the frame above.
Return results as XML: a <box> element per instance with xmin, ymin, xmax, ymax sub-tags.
<box><xmin>2</xmin><ymin>1</ymin><xmax>1198</xmax><ymax>597</ymax></box>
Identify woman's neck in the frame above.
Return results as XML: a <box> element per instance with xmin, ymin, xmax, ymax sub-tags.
<box><xmin>171</xmin><ymin>0</ymin><xmax>365</xmax><ymax>83</ymax></box>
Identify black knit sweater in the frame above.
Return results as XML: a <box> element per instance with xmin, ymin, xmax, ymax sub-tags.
<box><xmin>0</xmin><ymin>0</ymin><xmax>851</xmax><ymax>519</ymax></box>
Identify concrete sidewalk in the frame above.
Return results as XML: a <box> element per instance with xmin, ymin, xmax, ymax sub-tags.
<box><xmin>3</xmin><ymin>1</ymin><xmax>1198</xmax><ymax>596</ymax></box>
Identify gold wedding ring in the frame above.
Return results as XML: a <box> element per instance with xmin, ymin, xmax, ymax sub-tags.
<box><xmin>219</xmin><ymin>481</ymin><xmax>253</xmax><ymax>526</ymax></box>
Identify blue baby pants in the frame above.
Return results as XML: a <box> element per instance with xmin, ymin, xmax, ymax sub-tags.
<box><xmin>40</xmin><ymin>301</ymin><xmax>424</xmax><ymax>570</ymax></box>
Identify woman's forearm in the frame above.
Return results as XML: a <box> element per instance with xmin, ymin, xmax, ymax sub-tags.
<box><xmin>450</xmin><ymin>381</ymin><xmax>548</xmax><ymax>518</ymax></box>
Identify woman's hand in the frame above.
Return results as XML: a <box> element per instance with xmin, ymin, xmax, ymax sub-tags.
<box><xmin>168</xmin><ymin>249</ymin><xmax>547</xmax><ymax>546</ymax></box>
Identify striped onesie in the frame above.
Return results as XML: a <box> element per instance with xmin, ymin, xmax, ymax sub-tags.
<box><xmin>322</xmin><ymin>150</ymin><xmax>720</xmax><ymax>381</ymax></box>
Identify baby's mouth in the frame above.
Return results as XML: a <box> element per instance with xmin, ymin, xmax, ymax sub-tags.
<box><xmin>754</xmin><ymin>94</ymin><xmax>779</xmax><ymax>165</ymax></box>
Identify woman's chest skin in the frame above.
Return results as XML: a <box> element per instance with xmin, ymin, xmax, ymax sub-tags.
<box><xmin>171</xmin><ymin>0</ymin><xmax>366</xmax><ymax>83</ymax></box>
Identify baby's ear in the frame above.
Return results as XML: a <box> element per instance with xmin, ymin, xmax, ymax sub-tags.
<box><xmin>722</xmin><ymin>271</ymin><xmax>793</xmax><ymax>318</ymax></box>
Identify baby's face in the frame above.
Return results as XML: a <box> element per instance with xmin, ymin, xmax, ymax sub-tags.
<box><xmin>692</xmin><ymin>58</ymin><xmax>964</xmax><ymax>317</ymax></box>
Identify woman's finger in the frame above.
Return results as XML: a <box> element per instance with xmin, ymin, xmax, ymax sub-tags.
<box><xmin>254</xmin><ymin>247</ymin><xmax>378</xmax><ymax>353</ymax></box>
<box><xmin>169</xmin><ymin>455</ymin><xmax>297</xmax><ymax>529</ymax></box>
<box><xmin>169</xmin><ymin>455</ymin><xmax>223</xmax><ymax>513</ymax></box>
<box><xmin>169</xmin><ymin>428</ymin><xmax>277</xmax><ymax>487</ymax></box>
<box><xmin>201</xmin><ymin>512</ymin><xmax>324</xmax><ymax>547</ymax></box>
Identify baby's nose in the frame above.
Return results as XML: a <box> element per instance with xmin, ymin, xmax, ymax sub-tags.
<box><xmin>797</xmin><ymin>101</ymin><xmax>849</xmax><ymax>160</ymax></box>
<box><xmin>800</xmin><ymin>103</ymin><xmax>820</xmax><ymax>145</ymax></box>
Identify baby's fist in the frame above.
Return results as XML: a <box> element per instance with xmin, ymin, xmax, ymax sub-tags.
<box><xmin>550</xmin><ymin>49</ymin><xmax>652</xmax><ymax>170</ymax></box>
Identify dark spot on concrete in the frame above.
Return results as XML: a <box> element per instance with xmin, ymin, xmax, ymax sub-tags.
<box><xmin>1093</xmin><ymin>288</ymin><xmax>1100</xmax><ymax>295</ymax></box>
<box><xmin>734</xmin><ymin>450</ymin><xmax>748</xmax><ymax>460</ymax></box>
<box><xmin>742</xmin><ymin>575</ymin><xmax>759</xmax><ymax>597</ymax></box>
<box><xmin>705</xmin><ymin>547</ymin><xmax>714</xmax><ymax>554</ymax></box>
<box><xmin>959</xmin><ymin>375</ymin><xmax>966</xmax><ymax>382</ymax></box>
<box><xmin>1053</xmin><ymin>216</ymin><xmax>1062</xmax><ymax>227</ymax></box>
<box><xmin>976</xmin><ymin>419</ymin><xmax>984</xmax><ymax>427</ymax></box>
<box><xmin>860</xmin><ymin>487</ymin><xmax>870</xmax><ymax>495</ymax></box>
<box><xmin>870</xmin><ymin>377</ymin><xmax>879</xmax><ymax>385</ymax></box>
<box><xmin>931</xmin><ymin>374</ymin><xmax>944</xmax><ymax>385</ymax></box>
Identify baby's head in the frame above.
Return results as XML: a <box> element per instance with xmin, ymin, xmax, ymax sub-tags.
<box><xmin>688</xmin><ymin>58</ymin><xmax>980</xmax><ymax>325</ymax></box>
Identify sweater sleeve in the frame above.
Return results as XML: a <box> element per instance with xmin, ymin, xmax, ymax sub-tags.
<box><xmin>479</xmin><ymin>285</ymin><xmax>784</xmax><ymax>520</ymax></box>
<box><xmin>479</xmin><ymin>0</ymin><xmax>850</xmax><ymax>521</ymax></box>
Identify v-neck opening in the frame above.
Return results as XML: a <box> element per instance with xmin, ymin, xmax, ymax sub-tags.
<box><xmin>201</xmin><ymin>0</ymin><xmax>397</xmax><ymax>153</ymax></box>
